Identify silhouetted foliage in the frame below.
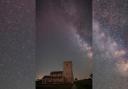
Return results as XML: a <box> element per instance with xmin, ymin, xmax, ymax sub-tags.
<box><xmin>75</xmin><ymin>78</ymin><xmax>78</xmax><ymax>81</ymax></box>
<box><xmin>74</xmin><ymin>79</ymin><xmax>92</xmax><ymax>89</ymax></box>
<box><xmin>90</xmin><ymin>74</ymin><xmax>93</xmax><ymax>79</ymax></box>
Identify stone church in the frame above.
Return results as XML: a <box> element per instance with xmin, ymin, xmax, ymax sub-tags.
<box><xmin>42</xmin><ymin>61</ymin><xmax>74</xmax><ymax>84</ymax></box>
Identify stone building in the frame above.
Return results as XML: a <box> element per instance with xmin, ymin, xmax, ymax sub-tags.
<box><xmin>42</xmin><ymin>61</ymin><xmax>74</xmax><ymax>84</ymax></box>
<box><xmin>63</xmin><ymin>61</ymin><xmax>74</xmax><ymax>83</ymax></box>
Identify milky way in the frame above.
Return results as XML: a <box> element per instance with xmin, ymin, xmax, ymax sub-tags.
<box><xmin>36</xmin><ymin>0</ymin><xmax>92</xmax><ymax>79</ymax></box>
<box><xmin>93</xmin><ymin>0</ymin><xmax>128</xmax><ymax>89</ymax></box>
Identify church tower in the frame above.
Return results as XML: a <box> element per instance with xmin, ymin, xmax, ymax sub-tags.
<box><xmin>63</xmin><ymin>61</ymin><xmax>74</xmax><ymax>83</ymax></box>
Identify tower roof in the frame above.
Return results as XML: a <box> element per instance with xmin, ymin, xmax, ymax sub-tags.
<box><xmin>64</xmin><ymin>61</ymin><xmax>72</xmax><ymax>63</ymax></box>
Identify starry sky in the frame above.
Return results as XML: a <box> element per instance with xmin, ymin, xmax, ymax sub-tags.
<box><xmin>0</xmin><ymin>0</ymin><xmax>35</xmax><ymax>89</ymax></box>
<box><xmin>93</xmin><ymin>0</ymin><xmax>128</xmax><ymax>89</ymax></box>
<box><xmin>1</xmin><ymin>0</ymin><xmax>127</xmax><ymax>89</ymax></box>
<box><xmin>36</xmin><ymin>0</ymin><xmax>92</xmax><ymax>80</ymax></box>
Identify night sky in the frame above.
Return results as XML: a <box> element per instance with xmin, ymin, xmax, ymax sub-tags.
<box><xmin>36</xmin><ymin>0</ymin><xmax>92</xmax><ymax>80</ymax></box>
<box><xmin>1</xmin><ymin>0</ymin><xmax>128</xmax><ymax>89</ymax></box>
<box><xmin>0</xmin><ymin>0</ymin><xmax>35</xmax><ymax>89</ymax></box>
<box><xmin>93</xmin><ymin>0</ymin><xmax>128</xmax><ymax>89</ymax></box>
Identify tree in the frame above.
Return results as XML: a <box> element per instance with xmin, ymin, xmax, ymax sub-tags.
<box><xmin>90</xmin><ymin>74</ymin><xmax>93</xmax><ymax>79</ymax></box>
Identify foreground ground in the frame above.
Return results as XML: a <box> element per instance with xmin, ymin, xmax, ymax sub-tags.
<box><xmin>36</xmin><ymin>84</ymin><xmax>72</xmax><ymax>89</ymax></box>
<box><xmin>36</xmin><ymin>79</ymin><xmax>92</xmax><ymax>89</ymax></box>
